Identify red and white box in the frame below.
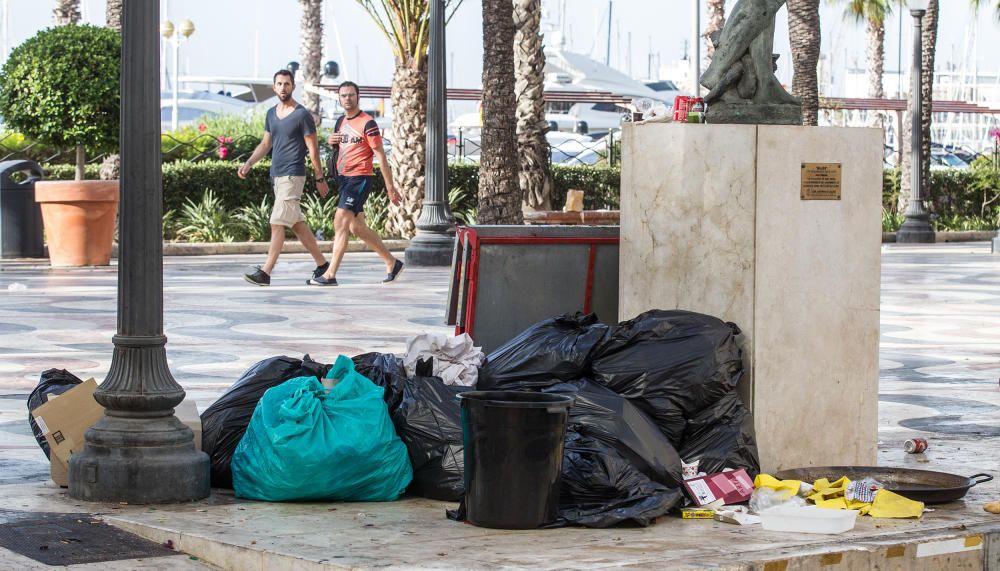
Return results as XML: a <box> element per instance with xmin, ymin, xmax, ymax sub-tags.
<box><xmin>683</xmin><ymin>469</ymin><xmax>755</xmax><ymax>506</ymax></box>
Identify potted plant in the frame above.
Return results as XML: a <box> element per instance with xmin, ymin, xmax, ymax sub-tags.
<box><xmin>0</xmin><ymin>24</ymin><xmax>121</xmax><ymax>266</ymax></box>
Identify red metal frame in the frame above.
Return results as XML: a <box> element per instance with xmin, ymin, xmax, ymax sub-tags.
<box><xmin>454</xmin><ymin>227</ymin><xmax>618</xmax><ymax>339</ymax></box>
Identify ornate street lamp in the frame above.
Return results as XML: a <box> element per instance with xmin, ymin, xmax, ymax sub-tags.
<box><xmin>70</xmin><ymin>0</ymin><xmax>209</xmax><ymax>504</ymax></box>
<box><xmin>896</xmin><ymin>0</ymin><xmax>934</xmax><ymax>243</ymax></box>
<box><xmin>405</xmin><ymin>0</ymin><xmax>455</xmax><ymax>266</ymax></box>
<box><xmin>162</xmin><ymin>16</ymin><xmax>195</xmax><ymax>132</ymax></box>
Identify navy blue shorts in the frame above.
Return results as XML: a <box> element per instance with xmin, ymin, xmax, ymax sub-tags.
<box><xmin>336</xmin><ymin>175</ymin><xmax>372</xmax><ymax>215</ymax></box>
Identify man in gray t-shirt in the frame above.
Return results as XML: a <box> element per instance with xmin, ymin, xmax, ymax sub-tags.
<box><xmin>237</xmin><ymin>69</ymin><xmax>330</xmax><ymax>286</ymax></box>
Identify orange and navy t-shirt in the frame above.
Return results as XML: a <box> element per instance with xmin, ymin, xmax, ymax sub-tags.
<box><xmin>335</xmin><ymin>111</ymin><xmax>382</xmax><ymax>177</ymax></box>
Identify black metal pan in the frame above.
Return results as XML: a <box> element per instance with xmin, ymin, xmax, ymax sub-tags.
<box><xmin>773</xmin><ymin>466</ymin><xmax>993</xmax><ymax>504</ymax></box>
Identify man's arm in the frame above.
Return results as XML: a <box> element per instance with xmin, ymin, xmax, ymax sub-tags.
<box><xmin>373</xmin><ymin>145</ymin><xmax>401</xmax><ymax>205</ymax></box>
<box><xmin>237</xmin><ymin>132</ymin><xmax>272</xmax><ymax>179</ymax></box>
<box><xmin>304</xmin><ymin>133</ymin><xmax>329</xmax><ymax>197</ymax></box>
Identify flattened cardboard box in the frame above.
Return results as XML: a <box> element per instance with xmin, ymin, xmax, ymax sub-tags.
<box><xmin>31</xmin><ymin>380</ymin><xmax>202</xmax><ymax>486</ymax></box>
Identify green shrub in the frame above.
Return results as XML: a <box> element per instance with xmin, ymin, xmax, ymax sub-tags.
<box><xmin>303</xmin><ymin>193</ymin><xmax>337</xmax><ymax>239</ymax></box>
<box><xmin>234</xmin><ymin>197</ymin><xmax>273</xmax><ymax>242</ymax></box>
<box><xmin>177</xmin><ymin>190</ymin><xmax>239</xmax><ymax>242</ymax></box>
<box><xmin>0</xmin><ymin>25</ymin><xmax>120</xmax><ymax>177</ymax></box>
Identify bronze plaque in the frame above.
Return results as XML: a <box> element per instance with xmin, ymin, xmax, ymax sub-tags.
<box><xmin>800</xmin><ymin>163</ymin><xmax>842</xmax><ymax>200</ymax></box>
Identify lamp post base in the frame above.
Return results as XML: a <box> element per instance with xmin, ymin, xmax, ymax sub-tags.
<box><xmin>405</xmin><ymin>228</ymin><xmax>455</xmax><ymax>266</ymax></box>
<box><xmin>69</xmin><ymin>414</ymin><xmax>209</xmax><ymax>504</ymax></box>
<box><xmin>896</xmin><ymin>216</ymin><xmax>935</xmax><ymax>244</ymax></box>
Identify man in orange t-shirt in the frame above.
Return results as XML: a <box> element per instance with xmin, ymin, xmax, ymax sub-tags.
<box><xmin>309</xmin><ymin>81</ymin><xmax>404</xmax><ymax>286</ymax></box>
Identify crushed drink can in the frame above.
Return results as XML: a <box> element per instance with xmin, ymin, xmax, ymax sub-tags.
<box><xmin>904</xmin><ymin>438</ymin><xmax>928</xmax><ymax>454</ymax></box>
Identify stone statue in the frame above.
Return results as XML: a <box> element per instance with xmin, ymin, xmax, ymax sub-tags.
<box><xmin>699</xmin><ymin>0</ymin><xmax>802</xmax><ymax>125</ymax></box>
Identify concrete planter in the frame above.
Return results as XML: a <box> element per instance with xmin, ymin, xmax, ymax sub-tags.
<box><xmin>34</xmin><ymin>180</ymin><xmax>119</xmax><ymax>266</ymax></box>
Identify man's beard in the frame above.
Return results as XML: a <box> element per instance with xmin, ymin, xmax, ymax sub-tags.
<box><xmin>277</xmin><ymin>93</ymin><xmax>291</xmax><ymax>102</ymax></box>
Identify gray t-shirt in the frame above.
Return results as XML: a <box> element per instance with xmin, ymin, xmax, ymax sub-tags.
<box><xmin>264</xmin><ymin>105</ymin><xmax>316</xmax><ymax>178</ymax></box>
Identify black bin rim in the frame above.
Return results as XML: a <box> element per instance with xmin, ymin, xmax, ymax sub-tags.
<box><xmin>459</xmin><ymin>390</ymin><xmax>574</xmax><ymax>409</ymax></box>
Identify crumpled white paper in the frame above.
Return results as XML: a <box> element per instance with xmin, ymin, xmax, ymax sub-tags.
<box><xmin>403</xmin><ymin>332</ymin><xmax>484</xmax><ymax>386</ymax></box>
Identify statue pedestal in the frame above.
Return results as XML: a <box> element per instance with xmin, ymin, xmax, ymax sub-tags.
<box><xmin>620</xmin><ymin>123</ymin><xmax>882</xmax><ymax>473</ymax></box>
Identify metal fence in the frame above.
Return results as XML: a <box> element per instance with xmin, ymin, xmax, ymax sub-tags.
<box><xmin>448</xmin><ymin>127</ymin><xmax>620</xmax><ymax>168</ymax></box>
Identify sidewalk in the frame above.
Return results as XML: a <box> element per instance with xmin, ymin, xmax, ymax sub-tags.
<box><xmin>1</xmin><ymin>245</ymin><xmax>999</xmax><ymax>569</ymax></box>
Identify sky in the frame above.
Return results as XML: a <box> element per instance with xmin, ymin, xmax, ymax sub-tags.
<box><xmin>2</xmin><ymin>0</ymin><xmax>1000</xmax><ymax>100</ymax></box>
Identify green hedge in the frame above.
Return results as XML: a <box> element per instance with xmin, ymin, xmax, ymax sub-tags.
<box><xmin>41</xmin><ymin>159</ymin><xmax>1000</xmax><ymax>233</ymax></box>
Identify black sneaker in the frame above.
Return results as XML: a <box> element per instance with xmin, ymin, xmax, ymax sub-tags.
<box><xmin>382</xmin><ymin>259</ymin><xmax>404</xmax><ymax>284</ymax></box>
<box><xmin>244</xmin><ymin>266</ymin><xmax>270</xmax><ymax>286</ymax></box>
<box><xmin>312</xmin><ymin>261</ymin><xmax>330</xmax><ymax>279</ymax></box>
<box><xmin>307</xmin><ymin>275</ymin><xmax>339</xmax><ymax>286</ymax></box>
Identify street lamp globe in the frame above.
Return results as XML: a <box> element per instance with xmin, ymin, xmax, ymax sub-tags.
<box><xmin>909</xmin><ymin>0</ymin><xmax>930</xmax><ymax>12</ymax></box>
<box><xmin>160</xmin><ymin>19</ymin><xmax>174</xmax><ymax>38</ymax></box>
<box><xmin>178</xmin><ymin>18</ymin><xmax>195</xmax><ymax>38</ymax></box>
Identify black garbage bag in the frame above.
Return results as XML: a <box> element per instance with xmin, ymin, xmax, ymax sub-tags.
<box><xmin>543</xmin><ymin>380</ymin><xmax>683</xmax><ymax>487</ymax></box>
<box><xmin>201</xmin><ymin>355</ymin><xmax>329</xmax><ymax>488</ymax></box>
<box><xmin>553</xmin><ymin>431</ymin><xmax>686</xmax><ymax>528</ymax></box>
<box><xmin>678</xmin><ymin>392</ymin><xmax>759</xmax><ymax>475</ymax></box>
<box><xmin>447</xmin><ymin>430</ymin><xmax>684</xmax><ymax>528</ymax></box>
<box><xmin>591</xmin><ymin>310</ymin><xmax>744</xmax><ymax>445</ymax></box>
<box><xmin>27</xmin><ymin>369</ymin><xmax>83</xmax><ymax>459</ymax></box>
<box><xmin>391</xmin><ymin>376</ymin><xmax>470</xmax><ymax>501</ymax></box>
<box><xmin>478</xmin><ymin>313</ymin><xmax>611</xmax><ymax>390</ymax></box>
<box><xmin>352</xmin><ymin>352</ymin><xmax>408</xmax><ymax>413</ymax></box>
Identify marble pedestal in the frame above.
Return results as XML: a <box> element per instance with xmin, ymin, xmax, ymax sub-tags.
<box><xmin>620</xmin><ymin>124</ymin><xmax>882</xmax><ymax>472</ymax></box>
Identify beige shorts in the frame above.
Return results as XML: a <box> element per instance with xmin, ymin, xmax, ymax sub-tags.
<box><xmin>270</xmin><ymin>176</ymin><xmax>306</xmax><ymax>227</ymax></box>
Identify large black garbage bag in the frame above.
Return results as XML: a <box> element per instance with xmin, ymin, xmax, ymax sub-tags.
<box><xmin>478</xmin><ymin>313</ymin><xmax>611</xmax><ymax>390</ymax></box>
<box><xmin>352</xmin><ymin>352</ymin><xmax>408</xmax><ymax>412</ymax></box>
<box><xmin>553</xmin><ymin>432</ymin><xmax>685</xmax><ymax>528</ymax></box>
<box><xmin>678</xmin><ymin>392</ymin><xmax>759</xmax><ymax>475</ymax></box>
<box><xmin>543</xmin><ymin>380</ymin><xmax>683</xmax><ymax>488</ymax></box>
<box><xmin>27</xmin><ymin>369</ymin><xmax>83</xmax><ymax>459</ymax></box>
<box><xmin>391</xmin><ymin>376</ymin><xmax>470</xmax><ymax>501</ymax></box>
<box><xmin>591</xmin><ymin>310</ymin><xmax>744</xmax><ymax>444</ymax></box>
<box><xmin>447</xmin><ymin>431</ymin><xmax>684</xmax><ymax>528</ymax></box>
<box><xmin>201</xmin><ymin>355</ymin><xmax>329</xmax><ymax>488</ymax></box>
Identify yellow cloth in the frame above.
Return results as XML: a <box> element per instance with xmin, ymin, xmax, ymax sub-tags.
<box><xmin>754</xmin><ymin>474</ymin><xmax>802</xmax><ymax>499</ymax></box>
<box><xmin>806</xmin><ymin>476</ymin><xmax>923</xmax><ymax>519</ymax></box>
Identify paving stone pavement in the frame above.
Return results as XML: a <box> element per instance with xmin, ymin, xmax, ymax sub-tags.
<box><xmin>0</xmin><ymin>244</ymin><xmax>999</xmax><ymax>568</ymax></box>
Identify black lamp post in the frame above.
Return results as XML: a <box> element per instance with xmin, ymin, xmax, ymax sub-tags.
<box><xmin>405</xmin><ymin>0</ymin><xmax>456</xmax><ymax>267</ymax></box>
<box><xmin>69</xmin><ymin>0</ymin><xmax>209</xmax><ymax>503</ymax></box>
<box><xmin>896</xmin><ymin>0</ymin><xmax>935</xmax><ymax>244</ymax></box>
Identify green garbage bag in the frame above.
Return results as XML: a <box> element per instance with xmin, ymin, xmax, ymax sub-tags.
<box><xmin>231</xmin><ymin>355</ymin><xmax>413</xmax><ymax>502</ymax></box>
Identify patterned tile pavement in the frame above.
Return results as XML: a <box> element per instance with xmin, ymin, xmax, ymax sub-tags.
<box><xmin>0</xmin><ymin>244</ymin><xmax>998</xmax><ymax>484</ymax></box>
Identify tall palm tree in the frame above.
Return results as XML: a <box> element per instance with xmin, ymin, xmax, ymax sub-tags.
<box><xmin>356</xmin><ymin>0</ymin><xmax>463</xmax><ymax>238</ymax></box>
<box><xmin>899</xmin><ymin>0</ymin><xmax>938</xmax><ymax>207</ymax></box>
<box><xmin>838</xmin><ymin>0</ymin><xmax>893</xmax><ymax>99</ymax></box>
<box><xmin>788</xmin><ymin>0</ymin><xmax>821</xmax><ymax>125</ymax></box>
<box><xmin>704</xmin><ymin>0</ymin><xmax>726</xmax><ymax>60</ymax></box>
<box><xmin>971</xmin><ymin>0</ymin><xmax>1000</xmax><ymax>16</ymax></box>
<box><xmin>514</xmin><ymin>0</ymin><xmax>551</xmax><ymax>210</ymax></box>
<box><xmin>299</xmin><ymin>0</ymin><xmax>324</xmax><ymax>126</ymax></box>
<box><xmin>106</xmin><ymin>0</ymin><xmax>123</xmax><ymax>31</ymax></box>
<box><xmin>478</xmin><ymin>0</ymin><xmax>521</xmax><ymax>224</ymax></box>
<box><xmin>53</xmin><ymin>0</ymin><xmax>81</xmax><ymax>25</ymax></box>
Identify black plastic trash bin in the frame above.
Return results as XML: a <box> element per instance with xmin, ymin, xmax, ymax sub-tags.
<box><xmin>460</xmin><ymin>391</ymin><xmax>574</xmax><ymax>529</ymax></box>
<box><xmin>0</xmin><ymin>160</ymin><xmax>45</xmax><ymax>258</ymax></box>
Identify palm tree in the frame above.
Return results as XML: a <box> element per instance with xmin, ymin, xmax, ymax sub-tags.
<box><xmin>355</xmin><ymin>0</ymin><xmax>463</xmax><ymax>238</ymax></box>
<box><xmin>971</xmin><ymin>0</ymin><xmax>1000</xmax><ymax>16</ymax></box>
<box><xmin>838</xmin><ymin>0</ymin><xmax>893</xmax><ymax>99</ymax></box>
<box><xmin>788</xmin><ymin>0</ymin><xmax>821</xmax><ymax>125</ymax></box>
<box><xmin>299</xmin><ymin>0</ymin><xmax>324</xmax><ymax>126</ymax></box>
<box><xmin>53</xmin><ymin>0</ymin><xmax>81</xmax><ymax>25</ymax></box>
<box><xmin>514</xmin><ymin>0</ymin><xmax>551</xmax><ymax>210</ymax></box>
<box><xmin>704</xmin><ymin>0</ymin><xmax>726</xmax><ymax>60</ymax></box>
<box><xmin>106</xmin><ymin>0</ymin><xmax>123</xmax><ymax>31</ymax></box>
<box><xmin>899</xmin><ymin>0</ymin><xmax>938</xmax><ymax>208</ymax></box>
<box><xmin>478</xmin><ymin>0</ymin><xmax>521</xmax><ymax>224</ymax></box>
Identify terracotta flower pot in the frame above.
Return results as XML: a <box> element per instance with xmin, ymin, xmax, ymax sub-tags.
<box><xmin>34</xmin><ymin>180</ymin><xmax>119</xmax><ymax>267</ymax></box>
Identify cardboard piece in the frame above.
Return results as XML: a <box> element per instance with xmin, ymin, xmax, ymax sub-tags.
<box><xmin>31</xmin><ymin>381</ymin><xmax>203</xmax><ymax>485</ymax></box>
<box><xmin>683</xmin><ymin>469</ymin><xmax>754</xmax><ymax>507</ymax></box>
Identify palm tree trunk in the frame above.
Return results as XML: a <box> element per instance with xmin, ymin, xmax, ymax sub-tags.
<box><xmin>298</xmin><ymin>0</ymin><xmax>324</xmax><ymax>126</ymax></box>
<box><xmin>478</xmin><ymin>0</ymin><xmax>522</xmax><ymax>225</ymax></box>
<box><xmin>866</xmin><ymin>17</ymin><xmax>884</xmax><ymax>99</ymax></box>
<box><xmin>386</xmin><ymin>62</ymin><xmax>428</xmax><ymax>238</ymax></box>
<box><xmin>920</xmin><ymin>0</ymin><xmax>938</xmax><ymax>199</ymax></box>
<box><xmin>514</xmin><ymin>0</ymin><xmax>551</xmax><ymax>210</ymax></box>
<box><xmin>788</xmin><ymin>0</ymin><xmax>821</xmax><ymax>126</ymax></box>
<box><xmin>106</xmin><ymin>0</ymin><xmax>123</xmax><ymax>31</ymax></box>
<box><xmin>53</xmin><ymin>0</ymin><xmax>81</xmax><ymax>25</ymax></box>
<box><xmin>704</xmin><ymin>0</ymin><xmax>726</xmax><ymax>60</ymax></box>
